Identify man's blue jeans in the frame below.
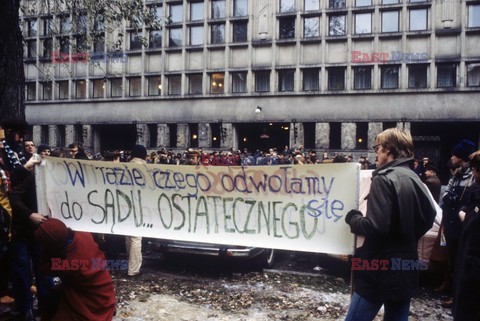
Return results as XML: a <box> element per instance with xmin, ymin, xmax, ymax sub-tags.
<box><xmin>345</xmin><ymin>292</ymin><xmax>410</xmax><ymax>321</ymax></box>
<box><xmin>8</xmin><ymin>239</ymin><xmax>48</xmax><ymax>316</ymax></box>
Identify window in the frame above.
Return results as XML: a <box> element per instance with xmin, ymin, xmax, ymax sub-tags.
<box><xmin>59</xmin><ymin>37</ymin><xmax>69</xmax><ymax>54</ymax></box>
<box><xmin>27</xmin><ymin>41</ymin><xmax>36</xmax><ymax>58</ymax></box>
<box><xmin>42</xmin><ymin>38</ymin><xmax>52</xmax><ymax>57</ymax></box>
<box><xmin>150</xmin><ymin>5</ymin><xmax>163</xmax><ymax>27</ymax></box>
<box><xmin>168</xmin><ymin>75</ymin><xmax>182</xmax><ymax>95</ymax></box>
<box><xmin>169</xmin><ymin>28</ymin><xmax>183</xmax><ymax>47</ymax></box>
<box><xmin>111</xmin><ymin>78</ymin><xmax>123</xmax><ymax>97</ymax></box>
<box><xmin>211</xmin><ymin>24</ymin><xmax>225</xmax><ymax>44</ymax></box>
<box><xmin>233</xmin><ymin>21</ymin><xmax>248</xmax><ymax>42</ymax></box>
<box><xmin>304</xmin><ymin>17</ymin><xmax>320</xmax><ymax>37</ymax></box>
<box><xmin>190</xmin><ymin>2</ymin><xmax>204</xmax><ymax>21</ymax></box>
<box><xmin>76</xmin><ymin>80</ymin><xmax>87</xmax><ymax>99</ymax></box>
<box><xmin>149</xmin><ymin>30</ymin><xmax>162</xmax><ymax>48</ymax></box>
<box><xmin>92</xmin><ymin>79</ymin><xmax>104</xmax><ymax>98</ymax></box>
<box><xmin>60</xmin><ymin>16</ymin><xmax>70</xmax><ymax>34</ymax></box>
<box><xmin>189</xmin><ymin>74</ymin><xmax>202</xmax><ymax>94</ymax></box>
<box><xmin>93</xmin><ymin>35</ymin><xmax>104</xmax><ymax>52</ymax></box>
<box><xmin>408</xmin><ymin>65</ymin><xmax>427</xmax><ymax>88</ymax></box>
<box><xmin>42</xmin><ymin>82</ymin><xmax>52</xmax><ymax>100</ymax></box>
<box><xmin>467</xmin><ymin>64</ymin><xmax>480</xmax><ymax>87</ymax></box>
<box><xmin>409</xmin><ymin>9</ymin><xmax>427</xmax><ymax>31</ymax></box>
<box><xmin>210</xmin><ymin>73</ymin><xmax>224</xmax><ymax>94</ymax></box>
<box><xmin>382</xmin><ymin>0</ymin><xmax>398</xmax><ymax>4</ymax></box>
<box><xmin>304</xmin><ymin>0</ymin><xmax>320</xmax><ymax>11</ymax></box>
<box><xmin>437</xmin><ymin>64</ymin><xmax>456</xmax><ymax>88</ymax></box>
<box><xmin>43</xmin><ymin>18</ymin><xmax>52</xmax><ymax>36</ymax></box>
<box><xmin>26</xmin><ymin>83</ymin><xmax>36</xmax><ymax>100</ymax></box>
<box><xmin>382</xmin><ymin>11</ymin><xmax>399</xmax><ymax>32</ymax></box>
<box><xmin>255</xmin><ymin>71</ymin><xmax>270</xmax><ymax>92</ymax></box>
<box><xmin>148</xmin><ymin>76</ymin><xmax>162</xmax><ymax>95</ymax></box>
<box><xmin>74</xmin><ymin>15</ymin><xmax>87</xmax><ymax>33</ymax></box>
<box><xmin>129</xmin><ymin>77</ymin><xmax>141</xmax><ymax>96</ymax></box>
<box><xmin>234</xmin><ymin>0</ymin><xmax>248</xmax><ymax>17</ymax></box>
<box><xmin>58</xmin><ymin>81</ymin><xmax>69</xmax><ymax>99</ymax></box>
<box><xmin>130</xmin><ymin>32</ymin><xmax>143</xmax><ymax>50</ymax></box>
<box><xmin>302</xmin><ymin>68</ymin><xmax>319</xmax><ymax>91</ymax></box>
<box><xmin>279</xmin><ymin>17</ymin><xmax>295</xmax><ymax>39</ymax></box>
<box><xmin>328</xmin><ymin>67</ymin><xmax>345</xmax><ymax>90</ymax></box>
<box><xmin>468</xmin><ymin>5</ymin><xmax>480</xmax><ymax>28</ymax></box>
<box><xmin>381</xmin><ymin>66</ymin><xmax>399</xmax><ymax>89</ymax></box>
<box><xmin>212</xmin><ymin>0</ymin><xmax>225</xmax><ymax>19</ymax></box>
<box><xmin>128</xmin><ymin>77</ymin><xmax>142</xmax><ymax>97</ymax></box>
<box><xmin>231</xmin><ymin>72</ymin><xmax>247</xmax><ymax>93</ymax></box>
<box><xmin>76</xmin><ymin>36</ymin><xmax>87</xmax><ymax>52</ymax></box>
<box><xmin>190</xmin><ymin>26</ymin><xmax>204</xmax><ymax>45</ymax></box>
<box><xmin>280</xmin><ymin>0</ymin><xmax>295</xmax><ymax>13</ymax></box>
<box><xmin>356</xmin><ymin>0</ymin><xmax>371</xmax><ymax>6</ymax></box>
<box><xmin>27</xmin><ymin>19</ymin><xmax>37</xmax><ymax>37</ymax></box>
<box><xmin>355</xmin><ymin>13</ymin><xmax>371</xmax><ymax>34</ymax></box>
<box><xmin>329</xmin><ymin>15</ymin><xmax>345</xmax><ymax>36</ymax></box>
<box><xmin>278</xmin><ymin>69</ymin><xmax>295</xmax><ymax>92</ymax></box>
<box><xmin>354</xmin><ymin>67</ymin><xmax>372</xmax><ymax>89</ymax></box>
<box><xmin>170</xmin><ymin>4</ymin><xmax>183</xmax><ymax>23</ymax></box>
<box><xmin>330</xmin><ymin>0</ymin><xmax>346</xmax><ymax>9</ymax></box>
<box><xmin>94</xmin><ymin>13</ymin><xmax>105</xmax><ymax>32</ymax></box>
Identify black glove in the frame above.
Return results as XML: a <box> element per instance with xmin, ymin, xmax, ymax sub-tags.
<box><xmin>345</xmin><ymin>209</ymin><xmax>362</xmax><ymax>225</ymax></box>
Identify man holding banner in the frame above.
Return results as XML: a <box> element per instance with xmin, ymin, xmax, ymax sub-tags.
<box><xmin>344</xmin><ymin>128</ymin><xmax>436</xmax><ymax>321</ymax></box>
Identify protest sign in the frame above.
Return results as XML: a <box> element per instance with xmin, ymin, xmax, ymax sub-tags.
<box><xmin>36</xmin><ymin>157</ymin><xmax>359</xmax><ymax>255</ymax></box>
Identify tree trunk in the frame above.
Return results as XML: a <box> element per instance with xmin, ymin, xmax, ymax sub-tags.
<box><xmin>0</xmin><ymin>0</ymin><xmax>25</xmax><ymax>123</ymax></box>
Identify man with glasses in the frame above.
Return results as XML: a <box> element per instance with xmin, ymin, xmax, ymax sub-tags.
<box><xmin>344</xmin><ymin>128</ymin><xmax>436</xmax><ymax>321</ymax></box>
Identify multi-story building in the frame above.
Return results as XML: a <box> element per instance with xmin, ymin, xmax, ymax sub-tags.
<box><xmin>21</xmin><ymin>0</ymin><xmax>480</xmax><ymax>169</ymax></box>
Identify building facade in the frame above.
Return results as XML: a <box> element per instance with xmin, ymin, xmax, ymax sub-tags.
<box><xmin>21</xmin><ymin>0</ymin><xmax>480</xmax><ymax>165</ymax></box>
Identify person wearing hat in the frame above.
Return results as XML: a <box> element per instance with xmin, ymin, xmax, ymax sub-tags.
<box><xmin>35</xmin><ymin>219</ymin><xmax>116</xmax><ymax>321</ymax></box>
<box><xmin>125</xmin><ymin>145</ymin><xmax>147</xmax><ymax>277</ymax></box>
<box><xmin>440</xmin><ymin>139</ymin><xmax>476</xmax><ymax>308</ymax></box>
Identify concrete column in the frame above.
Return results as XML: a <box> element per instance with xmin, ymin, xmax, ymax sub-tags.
<box><xmin>82</xmin><ymin>125</ymin><xmax>93</xmax><ymax>151</ymax></box>
<box><xmin>135</xmin><ymin>124</ymin><xmax>150</xmax><ymax>147</ymax></box>
<box><xmin>341</xmin><ymin>123</ymin><xmax>356</xmax><ymax>150</ymax></box>
<box><xmin>368</xmin><ymin>122</ymin><xmax>383</xmax><ymax>149</ymax></box>
<box><xmin>157</xmin><ymin>124</ymin><xmax>170</xmax><ymax>147</ymax></box>
<box><xmin>198</xmin><ymin>123</ymin><xmax>212</xmax><ymax>148</ymax></box>
<box><xmin>396</xmin><ymin>121</ymin><xmax>411</xmax><ymax>132</ymax></box>
<box><xmin>315</xmin><ymin>122</ymin><xmax>330</xmax><ymax>150</ymax></box>
<box><xmin>177</xmin><ymin>123</ymin><xmax>190</xmax><ymax>149</ymax></box>
<box><xmin>32</xmin><ymin>126</ymin><xmax>42</xmax><ymax>146</ymax></box>
<box><xmin>220</xmin><ymin>123</ymin><xmax>233</xmax><ymax>149</ymax></box>
<box><xmin>92</xmin><ymin>128</ymin><xmax>101</xmax><ymax>155</ymax></box>
<box><xmin>65</xmin><ymin>125</ymin><xmax>75</xmax><ymax>146</ymax></box>
<box><xmin>48</xmin><ymin>125</ymin><xmax>58</xmax><ymax>148</ymax></box>
<box><xmin>289</xmin><ymin>123</ymin><xmax>304</xmax><ymax>149</ymax></box>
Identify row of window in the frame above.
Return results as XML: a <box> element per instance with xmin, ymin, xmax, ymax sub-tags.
<box><xmin>26</xmin><ymin>63</ymin><xmax>480</xmax><ymax>100</ymax></box>
<box><xmin>24</xmin><ymin>5</ymin><xmax>480</xmax><ymax>57</ymax></box>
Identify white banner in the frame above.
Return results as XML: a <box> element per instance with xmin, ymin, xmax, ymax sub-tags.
<box><xmin>36</xmin><ymin>157</ymin><xmax>359</xmax><ymax>255</ymax></box>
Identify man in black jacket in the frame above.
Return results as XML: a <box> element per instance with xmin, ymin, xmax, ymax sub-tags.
<box><xmin>344</xmin><ymin>128</ymin><xmax>436</xmax><ymax>321</ymax></box>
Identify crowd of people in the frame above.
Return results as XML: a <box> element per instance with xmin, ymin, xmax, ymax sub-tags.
<box><xmin>0</xmin><ymin>120</ymin><xmax>479</xmax><ymax>321</ymax></box>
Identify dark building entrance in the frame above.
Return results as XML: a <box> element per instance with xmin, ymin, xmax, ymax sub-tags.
<box><xmin>236</xmin><ymin>123</ymin><xmax>290</xmax><ymax>152</ymax></box>
<box><xmin>96</xmin><ymin>124</ymin><xmax>137</xmax><ymax>152</ymax></box>
<box><xmin>411</xmin><ymin>122</ymin><xmax>479</xmax><ymax>183</ymax></box>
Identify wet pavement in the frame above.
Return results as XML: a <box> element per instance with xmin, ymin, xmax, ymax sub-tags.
<box><xmin>111</xmin><ymin>251</ymin><xmax>454</xmax><ymax>321</ymax></box>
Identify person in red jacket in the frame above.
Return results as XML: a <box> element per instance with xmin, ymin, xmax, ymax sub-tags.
<box><xmin>35</xmin><ymin>219</ymin><xmax>116</xmax><ymax>321</ymax></box>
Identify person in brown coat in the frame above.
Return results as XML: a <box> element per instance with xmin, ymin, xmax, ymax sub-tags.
<box><xmin>35</xmin><ymin>219</ymin><xmax>116</xmax><ymax>321</ymax></box>
<box><xmin>424</xmin><ymin>163</ymin><xmax>442</xmax><ymax>203</ymax></box>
